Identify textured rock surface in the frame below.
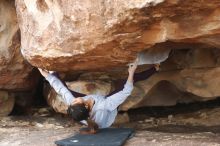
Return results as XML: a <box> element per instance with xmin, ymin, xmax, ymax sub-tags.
<box><xmin>16</xmin><ymin>0</ymin><xmax>220</xmax><ymax>71</ymax></box>
<box><xmin>120</xmin><ymin>48</ymin><xmax>220</xmax><ymax>110</ymax></box>
<box><xmin>0</xmin><ymin>91</ymin><xmax>15</xmax><ymax>116</ymax></box>
<box><xmin>42</xmin><ymin>48</ymin><xmax>220</xmax><ymax>111</ymax></box>
<box><xmin>0</xmin><ymin>0</ymin><xmax>35</xmax><ymax>91</ymax></box>
<box><xmin>14</xmin><ymin>0</ymin><xmax>220</xmax><ymax>109</ymax></box>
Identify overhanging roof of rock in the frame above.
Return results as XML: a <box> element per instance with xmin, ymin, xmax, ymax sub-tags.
<box><xmin>16</xmin><ymin>0</ymin><xmax>220</xmax><ymax>71</ymax></box>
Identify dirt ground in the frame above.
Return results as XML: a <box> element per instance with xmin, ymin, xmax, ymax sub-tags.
<box><xmin>1</xmin><ymin>103</ymin><xmax>220</xmax><ymax>146</ymax></box>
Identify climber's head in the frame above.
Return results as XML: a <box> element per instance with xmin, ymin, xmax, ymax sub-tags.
<box><xmin>67</xmin><ymin>103</ymin><xmax>89</xmax><ymax>122</ymax></box>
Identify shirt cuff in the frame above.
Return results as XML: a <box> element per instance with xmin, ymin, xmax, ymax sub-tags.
<box><xmin>125</xmin><ymin>81</ymin><xmax>134</xmax><ymax>89</ymax></box>
<box><xmin>45</xmin><ymin>74</ymin><xmax>55</xmax><ymax>82</ymax></box>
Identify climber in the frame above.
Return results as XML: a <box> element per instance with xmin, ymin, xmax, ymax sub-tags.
<box><xmin>38</xmin><ymin>60</ymin><xmax>159</xmax><ymax>134</ymax></box>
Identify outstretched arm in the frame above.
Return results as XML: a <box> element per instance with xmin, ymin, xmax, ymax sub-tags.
<box><xmin>102</xmin><ymin>62</ymin><xmax>137</xmax><ymax>111</ymax></box>
<box><xmin>51</xmin><ymin>72</ymin><xmax>87</xmax><ymax>97</ymax></box>
<box><xmin>38</xmin><ymin>68</ymin><xmax>75</xmax><ymax>105</ymax></box>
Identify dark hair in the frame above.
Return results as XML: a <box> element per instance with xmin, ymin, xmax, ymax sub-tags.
<box><xmin>67</xmin><ymin>104</ymin><xmax>89</xmax><ymax>122</ymax></box>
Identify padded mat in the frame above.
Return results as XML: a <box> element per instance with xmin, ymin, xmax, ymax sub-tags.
<box><xmin>55</xmin><ymin>128</ymin><xmax>134</xmax><ymax>146</ymax></box>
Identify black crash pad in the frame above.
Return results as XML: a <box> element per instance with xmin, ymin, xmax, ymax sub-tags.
<box><xmin>55</xmin><ymin>128</ymin><xmax>134</xmax><ymax>146</ymax></box>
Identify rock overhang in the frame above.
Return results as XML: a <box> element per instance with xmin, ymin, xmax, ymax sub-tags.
<box><xmin>14</xmin><ymin>0</ymin><xmax>220</xmax><ymax>72</ymax></box>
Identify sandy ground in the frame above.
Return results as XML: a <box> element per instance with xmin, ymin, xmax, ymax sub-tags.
<box><xmin>1</xmin><ymin>106</ymin><xmax>220</xmax><ymax>146</ymax></box>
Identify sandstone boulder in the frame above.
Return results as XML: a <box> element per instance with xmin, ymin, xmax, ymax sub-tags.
<box><xmin>14</xmin><ymin>0</ymin><xmax>220</xmax><ymax>110</ymax></box>
<box><xmin>16</xmin><ymin>0</ymin><xmax>220</xmax><ymax>71</ymax></box>
<box><xmin>43</xmin><ymin>47</ymin><xmax>220</xmax><ymax>111</ymax></box>
<box><xmin>120</xmin><ymin>48</ymin><xmax>220</xmax><ymax>111</ymax></box>
<box><xmin>0</xmin><ymin>0</ymin><xmax>36</xmax><ymax>91</ymax></box>
<box><xmin>0</xmin><ymin>91</ymin><xmax>15</xmax><ymax>116</ymax></box>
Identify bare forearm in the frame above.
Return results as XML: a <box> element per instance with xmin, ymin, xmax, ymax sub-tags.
<box><xmin>127</xmin><ymin>72</ymin><xmax>134</xmax><ymax>84</ymax></box>
<box><xmin>127</xmin><ymin>59</ymin><xmax>138</xmax><ymax>83</ymax></box>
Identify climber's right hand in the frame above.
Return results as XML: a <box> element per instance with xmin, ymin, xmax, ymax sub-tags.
<box><xmin>154</xmin><ymin>63</ymin><xmax>160</xmax><ymax>71</ymax></box>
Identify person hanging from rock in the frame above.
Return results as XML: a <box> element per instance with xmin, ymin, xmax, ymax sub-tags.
<box><xmin>38</xmin><ymin>59</ymin><xmax>160</xmax><ymax>134</ymax></box>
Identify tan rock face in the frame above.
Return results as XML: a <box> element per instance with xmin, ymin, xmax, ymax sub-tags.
<box><xmin>120</xmin><ymin>48</ymin><xmax>220</xmax><ymax>111</ymax></box>
<box><xmin>0</xmin><ymin>0</ymin><xmax>35</xmax><ymax>91</ymax></box>
<box><xmin>0</xmin><ymin>91</ymin><xmax>15</xmax><ymax>116</ymax></box>
<box><xmin>15</xmin><ymin>0</ymin><xmax>220</xmax><ymax>110</ymax></box>
<box><xmin>15</xmin><ymin>0</ymin><xmax>220</xmax><ymax>71</ymax></box>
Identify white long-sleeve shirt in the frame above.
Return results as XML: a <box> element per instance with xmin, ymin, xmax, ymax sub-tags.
<box><xmin>46</xmin><ymin>74</ymin><xmax>133</xmax><ymax>128</ymax></box>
